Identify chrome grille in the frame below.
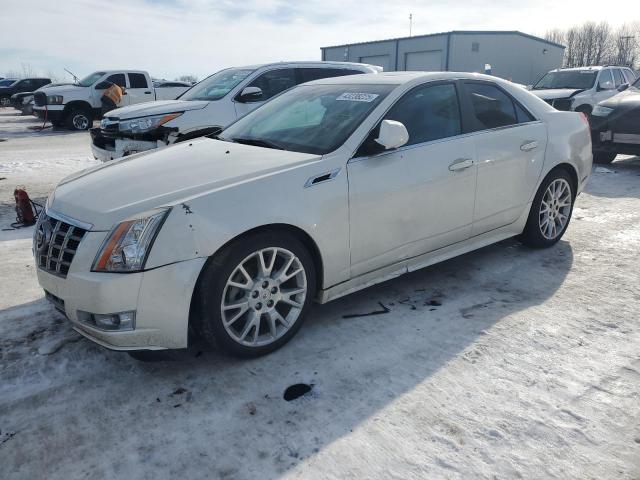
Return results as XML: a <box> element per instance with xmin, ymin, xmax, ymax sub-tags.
<box><xmin>34</xmin><ymin>214</ymin><xmax>87</xmax><ymax>278</ymax></box>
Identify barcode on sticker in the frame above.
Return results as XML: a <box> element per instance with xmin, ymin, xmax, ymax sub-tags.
<box><xmin>336</xmin><ymin>93</ymin><xmax>379</xmax><ymax>102</ymax></box>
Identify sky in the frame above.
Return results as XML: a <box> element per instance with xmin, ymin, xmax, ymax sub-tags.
<box><xmin>1</xmin><ymin>0</ymin><xmax>636</xmax><ymax>82</ymax></box>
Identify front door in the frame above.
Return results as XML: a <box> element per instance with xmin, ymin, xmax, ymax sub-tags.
<box><xmin>234</xmin><ymin>68</ymin><xmax>297</xmax><ymax>119</ymax></box>
<box><xmin>347</xmin><ymin>82</ymin><xmax>477</xmax><ymax>277</ymax></box>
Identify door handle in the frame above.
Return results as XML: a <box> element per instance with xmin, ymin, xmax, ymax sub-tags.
<box><xmin>520</xmin><ymin>140</ymin><xmax>538</xmax><ymax>152</ymax></box>
<box><xmin>449</xmin><ymin>158</ymin><xmax>474</xmax><ymax>171</ymax></box>
<box><xmin>144</xmin><ymin>91</ymin><xmax>152</xmax><ymax>94</ymax></box>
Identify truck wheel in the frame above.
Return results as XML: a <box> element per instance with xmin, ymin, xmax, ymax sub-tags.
<box><xmin>593</xmin><ymin>152</ymin><xmax>616</xmax><ymax>164</ymax></box>
<box><xmin>0</xmin><ymin>96</ymin><xmax>10</xmax><ymax>107</ymax></box>
<box><xmin>66</xmin><ymin>107</ymin><xmax>93</xmax><ymax>130</ymax></box>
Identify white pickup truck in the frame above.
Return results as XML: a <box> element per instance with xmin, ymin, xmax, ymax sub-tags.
<box><xmin>33</xmin><ymin>70</ymin><xmax>190</xmax><ymax>130</ymax></box>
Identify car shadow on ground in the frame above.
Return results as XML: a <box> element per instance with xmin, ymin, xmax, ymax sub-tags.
<box><xmin>0</xmin><ymin>236</ymin><xmax>574</xmax><ymax>478</ymax></box>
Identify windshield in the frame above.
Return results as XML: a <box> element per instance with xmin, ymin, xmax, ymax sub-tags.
<box><xmin>77</xmin><ymin>71</ymin><xmax>106</xmax><ymax>87</ymax></box>
<box><xmin>0</xmin><ymin>79</ymin><xmax>17</xmax><ymax>87</ymax></box>
<box><xmin>219</xmin><ymin>83</ymin><xmax>395</xmax><ymax>155</ymax></box>
<box><xmin>533</xmin><ymin>70</ymin><xmax>597</xmax><ymax>90</ymax></box>
<box><xmin>180</xmin><ymin>68</ymin><xmax>254</xmax><ymax>101</ymax></box>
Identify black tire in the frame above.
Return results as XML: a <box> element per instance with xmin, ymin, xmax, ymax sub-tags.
<box><xmin>65</xmin><ymin>106</ymin><xmax>93</xmax><ymax>130</ymax></box>
<box><xmin>593</xmin><ymin>151</ymin><xmax>617</xmax><ymax>164</ymax></box>
<box><xmin>520</xmin><ymin>168</ymin><xmax>575</xmax><ymax>248</ymax></box>
<box><xmin>0</xmin><ymin>96</ymin><xmax>10</xmax><ymax>108</ymax></box>
<box><xmin>195</xmin><ymin>231</ymin><xmax>317</xmax><ymax>357</ymax></box>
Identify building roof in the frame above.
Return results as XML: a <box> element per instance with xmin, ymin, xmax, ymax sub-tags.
<box><xmin>321</xmin><ymin>30</ymin><xmax>565</xmax><ymax>50</ymax></box>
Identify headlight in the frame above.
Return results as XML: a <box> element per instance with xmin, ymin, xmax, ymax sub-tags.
<box><xmin>92</xmin><ymin>210</ymin><xmax>169</xmax><ymax>272</ymax></box>
<box><xmin>119</xmin><ymin>113</ymin><xmax>182</xmax><ymax>134</ymax></box>
<box><xmin>592</xmin><ymin>105</ymin><xmax>614</xmax><ymax>117</ymax></box>
<box><xmin>47</xmin><ymin>95</ymin><xmax>64</xmax><ymax>105</ymax></box>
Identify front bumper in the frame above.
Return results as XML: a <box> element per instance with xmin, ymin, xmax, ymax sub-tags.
<box><xmin>90</xmin><ymin>127</ymin><xmax>163</xmax><ymax>162</ymax></box>
<box><xmin>33</xmin><ymin>105</ymin><xmax>64</xmax><ymax>123</ymax></box>
<box><xmin>36</xmin><ymin>229</ymin><xmax>206</xmax><ymax>350</ymax></box>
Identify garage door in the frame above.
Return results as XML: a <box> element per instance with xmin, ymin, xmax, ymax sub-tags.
<box><xmin>405</xmin><ymin>50</ymin><xmax>442</xmax><ymax>71</ymax></box>
<box><xmin>359</xmin><ymin>55</ymin><xmax>390</xmax><ymax>72</ymax></box>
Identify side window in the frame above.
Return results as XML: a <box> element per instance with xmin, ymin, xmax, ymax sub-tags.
<box><xmin>515</xmin><ymin>103</ymin><xmax>535</xmax><ymax>123</ymax></box>
<box><xmin>105</xmin><ymin>74</ymin><xmax>126</xmax><ymax>88</ymax></box>
<box><xmin>247</xmin><ymin>68</ymin><xmax>296</xmax><ymax>102</ymax></box>
<box><xmin>598</xmin><ymin>69</ymin><xmax>614</xmax><ymax>89</ymax></box>
<box><xmin>17</xmin><ymin>80</ymin><xmax>33</xmax><ymax>90</ymax></box>
<box><xmin>623</xmin><ymin>69</ymin><xmax>636</xmax><ymax>84</ymax></box>
<box><xmin>384</xmin><ymin>82</ymin><xmax>461</xmax><ymax>146</ymax></box>
<box><xmin>298</xmin><ymin>68</ymin><xmax>360</xmax><ymax>83</ymax></box>
<box><xmin>128</xmin><ymin>73</ymin><xmax>148</xmax><ymax>89</ymax></box>
<box><xmin>612</xmin><ymin>68</ymin><xmax>624</xmax><ymax>87</ymax></box>
<box><xmin>465</xmin><ymin>82</ymin><xmax>518</xmax><ymax>130</ymax></box>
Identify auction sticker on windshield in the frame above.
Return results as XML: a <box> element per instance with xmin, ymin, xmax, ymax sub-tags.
<box><xmin>336</xmin><ymin>93</ymin><xmax>379</xmax><ymax>102</ymax></box>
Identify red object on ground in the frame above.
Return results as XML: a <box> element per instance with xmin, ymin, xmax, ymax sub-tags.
<box><xmin>14</xmin><ymin>188</ymin><xmax>36</xmax><ymax>226</ymax></box>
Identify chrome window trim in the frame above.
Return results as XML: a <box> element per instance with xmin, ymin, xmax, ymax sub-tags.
<box><xmin>349</xmin><ymin>120</ymin><xmax>544</xmax><ymax>164</ymax></box>
<box><xmin>46</xmin><ymin>208</ymin><xmax>94</xmax><ymax>231</ymax></box>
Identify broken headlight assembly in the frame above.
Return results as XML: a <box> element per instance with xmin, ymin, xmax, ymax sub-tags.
<box><xmin>47</xmin><ymin>95</ymin><xmax>64</xmax><ymax>105</ymax></box>
<box><xmin>592</xmin><ymin>105</ymin><xmax>614</xmax><ymax>117</ymax></box>
<box><xmin>92</xmin><ymin>210</ymin><xmax>169</xmax><ymax>272</ymax></box>
<box><xmin>118</xmin><ymin>113</ymin><xmax>182</xmax><ymax>134</ymax></box>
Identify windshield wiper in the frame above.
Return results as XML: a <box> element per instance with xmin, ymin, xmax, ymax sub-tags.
<box><xmin>230</xmin><ymin>137</ymin><xmax>284</xmax><ymax>150</ymax></box>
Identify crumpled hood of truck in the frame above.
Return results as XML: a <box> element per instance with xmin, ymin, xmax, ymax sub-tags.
<box><xmin>38</xmin><ymin>84</ymin><xmax>88</xmax><ymax>97</ymax></box>
<box><xmin>104</xmin><ymin>100</ymin><xmax>210</xmax><ymax>120</ymax></box>
<box><xmin>48</xmin><ymin>138</ymin><xmax>320</xmax><ymax>230</ymax></box>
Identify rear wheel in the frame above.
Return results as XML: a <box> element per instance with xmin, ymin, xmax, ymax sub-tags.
<box><xmin>520</xmin><ymin>169</ymin><xmax>574</xmax><ymax>248</ymax></box>
<box><xmin>0</xmin><ymin>96</ymin><xmax>10</xmax><ymax>107</ymax></box>
<box><xmin>195</xmin><ymin>231</ymin><xmax>316</xmax><ymax>357</ymax></box>
<box><xmin>65</xmin><ymin>107</ymin><xmax>93</xmax><ymax>130</ymax></box>
<box><xmin>593</xmin><ymin>151</ymin><xmax>617</xmax><ymax>164</ymax></box>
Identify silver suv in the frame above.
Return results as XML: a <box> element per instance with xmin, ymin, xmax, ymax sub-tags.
<box><xmin>529</xmin><ymin>66</ymin><xmax>637</xmax><ymax>114</ymax></box>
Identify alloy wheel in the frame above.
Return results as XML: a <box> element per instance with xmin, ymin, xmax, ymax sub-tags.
<box><xmin>539</xmin><ymin>178</ymin><xmax>572</xmax><ymax>240</ymax></box>
<box><xmin>0</xmin><ymin>97</ymin><xmax>10</xmax><ymax>107</ymax></box>
<box><xmin>221</xmin><ymin>247</ymin><xmax>307</xmax><ymax>347</ymax></box>
<box><xmin>72</xmin><ymin>114</ymin><xmax>89</xmax><ymax>130</ymax></box>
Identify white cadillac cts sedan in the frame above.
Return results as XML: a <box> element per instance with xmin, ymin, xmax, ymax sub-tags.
<box><xmin>35</xmin><ymin>72</ymin><xmax>592</xmax><ymax>357</ymax></box>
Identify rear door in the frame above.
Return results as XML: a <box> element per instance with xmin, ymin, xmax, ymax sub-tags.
<box><xmin>461</xmin><ymin>81</ymin><xmax>547</xmax><ymax>235</ymax></box>
<box><xmin>126</xmin><ymin>73</ymin><xmax>154</xmax><ymax>105</ymax></box>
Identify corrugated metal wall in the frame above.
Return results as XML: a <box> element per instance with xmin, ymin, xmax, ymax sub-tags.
<box><xmin>321</xmin><ymin>32</ymin><xmax>564</xmax><ymax>85</ymax></box>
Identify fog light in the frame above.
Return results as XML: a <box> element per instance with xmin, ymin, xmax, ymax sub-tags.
<box><xmin>91</xmin><ymin>311</ymin><xmax>136</xmax><ymax>331</ymax></box>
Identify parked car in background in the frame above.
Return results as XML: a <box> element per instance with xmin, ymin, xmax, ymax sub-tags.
<box><xmin>35</xmin><ymin>72</ymin><xmax>591</xmax><ymax>357</ymax></box>
<box><xmin>89</xmin><ymin>61</ymin><xmax>381</xmax><ymax>161</ymax></box>
<box><xmin>32</xmin><ymin>70</ymin><xmax>185</xmax><ymax>131</ymax></box>
<box><xmin>11</xmin><ymin>83</ymin><xmax>73</xmax><ymax>115</ymax></box>
<box><xmin>0</xmin><ymin>77</ymin><xmax>51</xmax><ymax>107</ymax></box>
<box><xmin>152</xmin><ymin>80</ymin><xmax>191</xmax><ymax>100</ymax></box>
<box><xmin>590</xmin><ymin>75</ymin><xmax>640</xmax><ymax>163</ymax></box>
<box><xmin>530</xmin><ymin>66</ymin><xmax>636</xmax><ymax>114</ymax></box>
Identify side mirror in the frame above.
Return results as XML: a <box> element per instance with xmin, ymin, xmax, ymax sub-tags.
<box><xmin>237</xmin><ymin>86</ymin><xmax>263</xmax><ymax>103</ymax></box>
<box><xmin>598</xmin><ymin>80</ymin><xmax>614</xmax><ymax>91</ymax></box>
<box><xmin>375</xmin><ymin>120</ymin><xmax>409</xmax><ymax>150</ymax></box>
<box><xmin>617</xmin><ymin>83</ymin><xmax>629</xmax><ymax>92</ymax></box>
<box><xmin>95</xmin><ymin>81</ymin><xmax>110</xmax><ymax>90</ymax></box>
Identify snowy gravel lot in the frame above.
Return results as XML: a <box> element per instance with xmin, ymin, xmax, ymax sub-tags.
<box><xmin>0</xmin><ymin>109</ymin><xmax>639</xmax><ymax>479</ymax></box>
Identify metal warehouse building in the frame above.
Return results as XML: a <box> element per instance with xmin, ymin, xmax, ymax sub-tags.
<box><xmin>321</xmin><ymin>31</ymin><xmax>564</xmax><ymax>85</ymax></box>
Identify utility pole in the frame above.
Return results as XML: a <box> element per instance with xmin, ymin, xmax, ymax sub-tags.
<box><xmin>409</xmin><ymin>13</ymin><xmax>413</xmax><ymax>37</ymax></box>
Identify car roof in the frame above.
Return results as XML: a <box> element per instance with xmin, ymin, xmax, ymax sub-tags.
<box><xmin>550</xmin><ymin>66</ymin><xmax>606</xmax><ymax>72</ymax></box>
<box><xmin>235</xmin><ymin>61</ymin><xmax>382</xmax><ymax>72</ymax></box>
<box><xmin>305</xmin><ymin>71</ymin><xmax>509</xmax><ymax>85</ymax></box>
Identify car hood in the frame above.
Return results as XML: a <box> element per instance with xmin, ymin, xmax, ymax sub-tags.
<box><xmin>48</xmin><ymin>138</ymin><xmax>321</xmax><ymax>230</ymax></box>
<box><xmin>530</xmin><ymin>88</ymin><xmax>582</xmax><ymax>100</ymax></box>
<box><xmin>39</xmin><ymin>84</ymin><xmax>87</xmax><ymax>96</ymax></box>
<box><xmin>598</xmin><ymin>87</ymin><xmax>640</xmax><ymax>109</ymax></box>
<box><xmin>105</xmin><ymin>100</ymin><xmax>210</xmax><ymax>120</ymax></box>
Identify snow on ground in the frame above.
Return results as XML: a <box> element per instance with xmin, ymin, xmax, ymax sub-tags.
<box><xmin>1</xmin><ymin>107</ymin><xmax>639</xmax><ymax>479</ymax></box>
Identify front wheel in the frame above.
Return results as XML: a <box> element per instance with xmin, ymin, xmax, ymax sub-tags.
<box><xmin>520</xmin><ymin>169</ymin><xmax>574</xmax><ymax>248</ymax></box>
<box><xmin>0</xmin><ymin>96</ymin><xmax>10</xmax><ymax>107</ymax></box>
<box><xmin>65</xmin><ymin>107</ymin><xmax>93</xmax><ymax>130</ymax></box>
<box><xmin>195</xmin><ymin>231</ymin><xmax>316</xmax><ymax>357</ymax></box>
